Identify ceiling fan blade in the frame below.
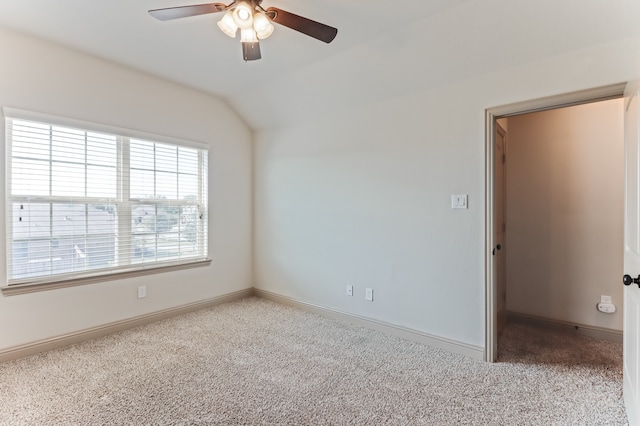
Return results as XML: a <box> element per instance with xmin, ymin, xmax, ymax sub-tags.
<box><xmin>265</xmin><ymin>7</ymin><xmax>337</xmax><ymax>43</ymax></box>
<box><xmin>149</xmin><ymin>3</ymin><xmax>227</xmax><ymax>21</ymax></box>
<box><xmin>242</xmin><ymin>42</ymin><xmax>262</xmax><ymax>61</ymax></box>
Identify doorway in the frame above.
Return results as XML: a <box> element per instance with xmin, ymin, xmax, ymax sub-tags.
<box><xmin>485</xmin><ymin>83</ymin><xmax>627</xmax><ymax>362</ymax></box>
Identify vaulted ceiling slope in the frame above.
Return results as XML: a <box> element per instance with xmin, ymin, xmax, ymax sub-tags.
<box><xmin>0</xmin><ymin>0</ymin><xmax>639</xmax><ymax>129</ymax></box>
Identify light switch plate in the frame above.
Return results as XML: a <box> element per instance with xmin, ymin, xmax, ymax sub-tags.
<box><xmin>451</xmin><ymin>194</ymin><xmax>468</xmax><ymax>209</ymax></box>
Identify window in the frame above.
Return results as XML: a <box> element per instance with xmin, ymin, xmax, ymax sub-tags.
<box><xmin>4</xmin><ymin>109</ymin><xmax>208</xmax><ymax>287</ymax></box>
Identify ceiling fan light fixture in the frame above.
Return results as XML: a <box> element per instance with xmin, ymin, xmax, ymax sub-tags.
<box><xmin>240</xmin><ymin>27</ymin><xmax>258</xmax><ymax>43</ymax></box>
<box><xmin>148</xmin><ymin>1</ymin><xmax>339</xmax><ymax>61</ymax></box>
<box><xmin>233</xmin><ymin>2</ymin><xmax>254</xmax><ymax>29</ymax></box>
<box><xmin>253</xmin><ymin>12</ymin><xmax>274</xmax><ymax>39</ymax></box>
<box><xmin>217</xmin><ymin>11</ymin><xmax>238</xmax><ymax>38</ymax></box>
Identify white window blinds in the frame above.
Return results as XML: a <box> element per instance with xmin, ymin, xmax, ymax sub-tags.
<box><xmin>5</xmin><ymin>111</ymin><xmax>208</xmax><ymax>286</ymax></box>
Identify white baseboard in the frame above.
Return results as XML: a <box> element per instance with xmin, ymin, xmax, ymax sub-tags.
<box><xmin>1</xmin><ymin>287</ymin><xmax>485</xmax><ymax>363</ymax></box>
<box><xmin>507</xmin><ymin>311</ymin><xmax>623</xmax><ymax>343</ymax></box>
<box><xmin>253</xmin><ymin>288</ymin><xmax>484</xmax><ymax>360</ymax></box>
<box><xmin>0</xmin><ymin>288</ymin><xmax>253</xmax><ymax>363</ymax></box>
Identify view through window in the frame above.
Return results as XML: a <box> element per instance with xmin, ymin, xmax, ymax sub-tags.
<box><xmin>5</xmin><ymin>114</ymin><xmax>208</xmax><ymax>285</ymax></box>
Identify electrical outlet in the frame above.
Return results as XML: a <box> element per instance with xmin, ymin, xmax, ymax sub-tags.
<box><xmin>600</xmin><ymin>295</ymin><xmax>612</xmax><ymax>304</ymax></box>
<box><xmin>365</xmin><ymin>288</ymin><xmax>373</xmax><ymax>301</ymax></box>
<box><xmin>346</xmin><ymin>285</ymin><xmax>353</xmax><ymax>296</ymax></box>
<box><xmin>137</xmin><ymin>285</ymin><xmax>147</xmax><ymax>299</ymax></box>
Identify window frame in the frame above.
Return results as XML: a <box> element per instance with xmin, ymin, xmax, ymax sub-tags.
<box><xmin>2</xmin><ymin>108</ymin><xmax>211</xmax><ymax>295</ymax></box>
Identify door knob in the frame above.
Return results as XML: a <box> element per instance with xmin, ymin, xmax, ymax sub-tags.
<box><xmin>623</xmin><ymin>274</ymin><xmax>640</xmax><ymax>287</ymax></box>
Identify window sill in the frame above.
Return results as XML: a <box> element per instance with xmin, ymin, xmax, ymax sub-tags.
<box><xmin>1</xmin><ymin>258</ymin><xmax>212</xmax><ymax>296</ymax></box>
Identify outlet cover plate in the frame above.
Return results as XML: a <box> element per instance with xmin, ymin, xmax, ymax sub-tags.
<box><xmin>600</xmin><ymin>295</ymin><xmax>612</xmax><ymax>304</ymax></box>
<box><xmin>365</xmin><ymin>288</ymin><xmax>373</xmax><ymax>301</ymax></box>
<box><xmin>137</xmin><ymin>285</ymin><xmax>147</xmax><ymax>299</ymax></box>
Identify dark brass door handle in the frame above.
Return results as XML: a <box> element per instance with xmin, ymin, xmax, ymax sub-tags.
<box><xmin>623</xmin><ymin>274</ymin><xmax>640</xmax><ymax>287</ymax></box>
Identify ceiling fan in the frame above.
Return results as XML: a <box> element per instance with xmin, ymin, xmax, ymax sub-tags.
<box><xmin>149</xmin><ymin>1</ymin><xmax>338</xmax><ymax>61</ymax></box>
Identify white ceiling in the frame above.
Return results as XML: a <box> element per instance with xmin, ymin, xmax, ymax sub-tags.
<box><xmin>0</xmin><ymin>0</ymin><xmax>639</xmax><ymax>129</ymax></box>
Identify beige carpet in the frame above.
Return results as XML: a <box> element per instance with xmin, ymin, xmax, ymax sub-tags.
<box><xmin>0</xmin><ymin>297</ymin><xmax>627</xmax><ymax>425</ymax></box>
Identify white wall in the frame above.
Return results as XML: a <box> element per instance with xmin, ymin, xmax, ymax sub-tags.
<box><xmin>0</xmin><ymin>27</ymin><xmax>253</xmax><ymax>351</ymax></box>
<box><xmin>505</xmin><ymin>99</ymin><xmax>624</xmax><ymax>330</ymax></box>
<box><xmin>254</xmin><ymin>37</ymin><xmax>640</xmax><ymax>349</ymax></box>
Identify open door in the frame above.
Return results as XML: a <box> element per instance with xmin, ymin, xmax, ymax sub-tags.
<box><xmin>624</xmin><ymin>80</ymin><xmax>640</xmax><ymax>425</ymax></box>
<box><xmin>494</xmin><ymin>124</ymin><xmax>507</xmax><ymax>335</ymax></box>
<box><xmin>486</xmin><ymin>82</ymin><xmax>628</xmax><ymax>363</ymax></box>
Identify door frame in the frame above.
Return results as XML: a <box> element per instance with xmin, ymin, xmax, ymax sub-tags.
<box><xmin>484</xmin><ymin>82</ymin><xmax>627</xmax><ymax>362</ymax></box>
